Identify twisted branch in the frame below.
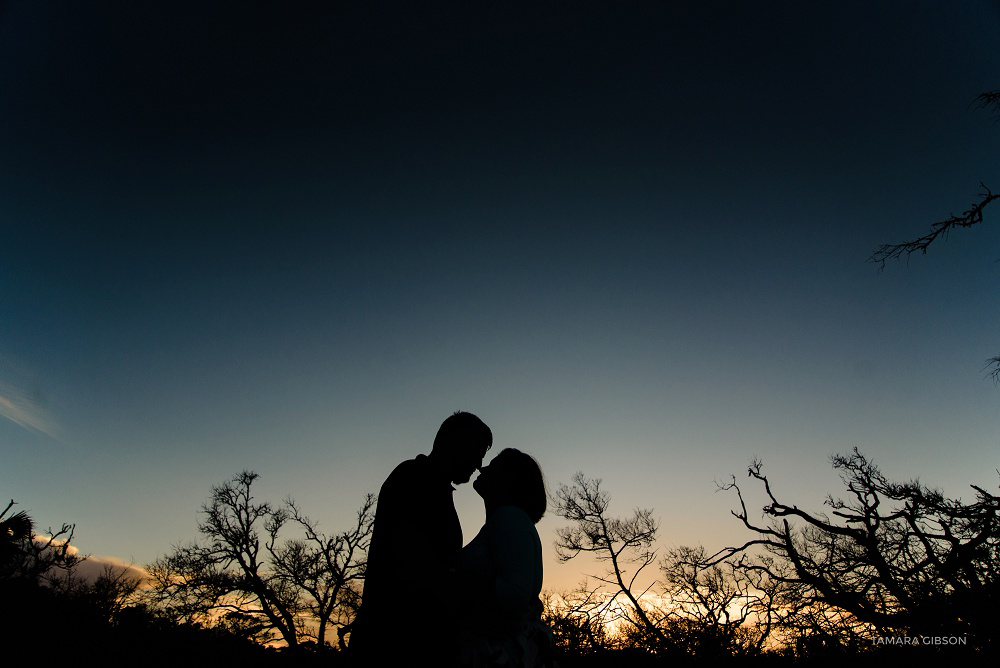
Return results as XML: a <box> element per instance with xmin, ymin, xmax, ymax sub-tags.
<box><xmin>869</xmin><ymin>183</ymin><xmax>998</xmax><ymax>269</ymax></box>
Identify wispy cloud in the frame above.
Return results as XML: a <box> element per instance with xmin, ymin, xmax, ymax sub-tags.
<box><xmin>32</xmin><ymin>536</ymin><xmax>149</xmax><ymax>585</ymax></box>
<box><xmin>73</xmin><ymin>554</ymin><xmax>150</xmax><ymax>585</ymax></box>
<box><xmin>0</xmin><ymin>379</ymin><xmax>59</xmax><ymax>439</ymax></box>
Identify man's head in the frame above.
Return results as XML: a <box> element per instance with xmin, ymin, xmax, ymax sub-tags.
<box><xmin>430</xmin><ymin>411</ymin><xmax>493</xmax><ymax>485</ymax></box>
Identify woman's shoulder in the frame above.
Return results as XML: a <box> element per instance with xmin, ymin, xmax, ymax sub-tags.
<box><xmin>491</xmin><ymin>504</ymin><xmax>533</xmax><ymax>523</ymax></box>
<box><xmin>488</xmin><ymin>505</ymin><xmax>538</xmax><ymax>540</ymax></box>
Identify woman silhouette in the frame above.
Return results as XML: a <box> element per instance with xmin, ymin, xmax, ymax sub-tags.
<box><xmin>457</xmin><ymin>448</ymin><xmax>555</xmax><ymax>668</ymax></box>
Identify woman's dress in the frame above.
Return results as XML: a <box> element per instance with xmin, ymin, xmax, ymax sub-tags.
<box><xmin>458</xmin><ymin>505</ymin><xmax>555</xmax><ymax>667</ymax></box>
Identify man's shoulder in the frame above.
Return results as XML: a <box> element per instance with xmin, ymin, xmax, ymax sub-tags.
<box><xmin>387</xmin><ymin>454</ymin><xmax>428</xmax><ymax>477</ymax></box>
<box><xmin>380</xmin><ymin>455</ymin><xmax>430</xmax><ymax>493</ymax></box>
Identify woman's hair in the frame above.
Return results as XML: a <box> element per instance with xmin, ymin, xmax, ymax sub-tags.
<box><xmin>491</xmin><ymin>448</ymin><xmax>547</xmax><ymax>524</ymax></box>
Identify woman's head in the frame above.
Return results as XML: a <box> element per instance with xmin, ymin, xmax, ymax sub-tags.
<box><xmin>473</xmin><ymin>448</ymin><xmax>547</xmax><ymax>523</ymax></box>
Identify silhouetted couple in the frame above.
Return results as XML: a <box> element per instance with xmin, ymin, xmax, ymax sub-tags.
<box><xmin>349</xmin><ymin>411</ymin><xmax>554</xmax><ymax>667</ymax></box>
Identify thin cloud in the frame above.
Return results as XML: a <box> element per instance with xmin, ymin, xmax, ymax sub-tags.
<box><xmin>0</xmin><ymin>380</ymin><xmax>59</xmax><ymax>439</ymax></box>
<box><xmin>73</xmin><ymin>554</ymin><xmax>149</xmax><ymax>586</ymax></box>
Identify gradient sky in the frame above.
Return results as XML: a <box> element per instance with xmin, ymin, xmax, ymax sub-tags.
<box><xmin>2</xmin><ymin>1</ymin><xmax>999</xmax><ymax>592</ymax></box>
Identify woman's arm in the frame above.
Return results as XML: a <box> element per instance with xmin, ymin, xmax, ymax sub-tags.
<box><xmin>488</xmin><ymin>506</ymin><xmax>542</xmax><ymax>613</ymax></box>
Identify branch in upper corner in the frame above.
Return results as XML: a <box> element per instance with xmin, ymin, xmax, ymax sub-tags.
<box><xmin>972</xmin><ymin>90</ymin><xmax>1000</xmax><ymax>123</ymax></box>
<box><xmin>868</xmin><ymin>183</ymin><xmax>998</xmax><ymax>269</ymax></box>
<box><xmin>985</xmin><ymin>355</ymin><xmax>1000</xmax><ymax>385</ymax></box>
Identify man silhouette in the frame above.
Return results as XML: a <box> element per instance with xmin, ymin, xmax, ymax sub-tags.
<box><xmin>349</xmin><ymin>411</ymin><xmax>493</xmax><ymax>664</ymax></box>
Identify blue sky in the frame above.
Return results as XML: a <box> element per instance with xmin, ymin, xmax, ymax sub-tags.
<box><xmin>2</xmin><ymin>1</ymin><xmax>998</xmax><ymax>591</ymax></box>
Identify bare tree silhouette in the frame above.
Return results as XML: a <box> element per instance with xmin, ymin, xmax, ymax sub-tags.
<box><xmin>145</xmin><ymin>471</ymin><xmax>374</xmax><ymax>650</ymax></box>
<box><xmin>271</xmin><ymin>494</ymin><xmax>374</xmax><ymax>649</ymax></box>
<box><xmin>548</xmin><ymin>478</ymin><xmax>790</xmax><ymax>659</ymax></box>
<box><xmin>659</xmin><ymin>545</ymin><xmax>784</xmax><ymax>657</ymax></box>
<box><xmin>541</xmin><ymin>586</ymin><xmax>617</xmax><ymax>655</ymax></box>
<box><xmin>706</xmin><ymin>450</ymin><xmax>1000</xmax><ymax>651</ymax></box>
<box><xmin>553</xmin><ymin>473</ymin><xmax>669</xmax><ymax>652</ymax></box>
